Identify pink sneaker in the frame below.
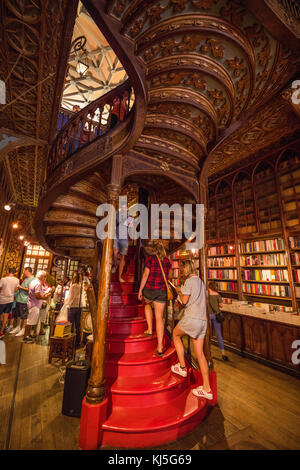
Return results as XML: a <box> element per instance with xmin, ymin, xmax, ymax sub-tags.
<box><xmin>192</xmin><ymin>386</ymin><xmax>213</xmax><ymax>400</ymax></box>
<box><xmin>171</xmin><ymin>363</ymin><xmax>187</xmax><ymax>377</ymax></box>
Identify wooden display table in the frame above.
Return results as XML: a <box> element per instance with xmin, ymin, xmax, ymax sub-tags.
<box><xmin>48</xmin><ymin>334</ymin><xmax>76</xmax><ymax>365</ymax></box>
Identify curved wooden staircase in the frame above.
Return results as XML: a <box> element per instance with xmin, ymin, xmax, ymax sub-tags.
<box><xmin>80</xmin><ymin>245</ymin><xmax>217</xmax><ymax>449</ymax></box>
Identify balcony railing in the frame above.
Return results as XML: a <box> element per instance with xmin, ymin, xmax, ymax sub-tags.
<box><xmin>48</xmin><ymin>80</ymin><xmax>134</xmax><ymax>176</ymax></box>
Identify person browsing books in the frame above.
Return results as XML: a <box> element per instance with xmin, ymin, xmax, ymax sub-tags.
<box><xmin>171</xmin><ymin>259</ymin><xmax>213</xmax><ymax>400</ymax></box>
<box><xmin>207</xmin><ymin>281</ymin><xmax>228</xmax><ymax>361</ymax></box>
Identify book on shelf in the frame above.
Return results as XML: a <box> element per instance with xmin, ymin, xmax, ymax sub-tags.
<box><xmin>240</xmin><ymin>238</ymin><xmax>285</xmax><ymax>253</ymax></box>
<box><xmin>295</xmin><ymin>286</ymin><xmax>300</xmax><ymax>298</ymax></box>
<box><xmin>289</xmin><ymin>236</ymin><xmax>300</xmax><ymax>249</ymax></box>
<box><xmin>207</xmin><ymin>244</ymin><xmax>235</xmax><ymax>256</ymax></box>
<box><xmin>292</xmin><ymin>269</ymin><xmax>300</xmax><ymax>283</ymax></box>
<box><xmin>215</xmin><ymin>281</ymin><xmax>238</xmax><ymax>293</ymax></box>
<box><xmin>208</xmin><ymin>269</ymin><xmax>237</xmax><ymax>280</ymax></box>
<box><xmin>243</xmin><ymin>269</ymin><xmax>289</xmax><ymax>282</ymax></box>
<box><xmin>207</xmin><ymin>256</ymin><xmax>236</xmax><ymax>267</ymax></box>
<box><xmin>243</xmin><ymin>283</ymin><xmax>290</xmax><ymax>297</ymax></box>
<box><xmin>291</xmin><ymin>252</ymin><xmax>300</xmax><ymax>265</ymax></box>
<box><xmin>241</xmin><ymin>253</ymin><xmax>286</xmax><ymax>266</ymax></box>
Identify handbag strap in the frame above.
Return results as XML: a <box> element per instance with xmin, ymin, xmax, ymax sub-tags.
<box><xmin>156</xmin><ymin>255</ymin><xmax>170</xmax><ymax>291</ymax></box>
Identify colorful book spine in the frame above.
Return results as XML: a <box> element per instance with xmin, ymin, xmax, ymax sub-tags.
<box><xmin>289</xmin><ymin>236</ymin><xmax>300</xmax><ymax>249</ymax></box>
<box><xmin>243</xmin><ymin>283</ymin><xmax>290</xmax><ymax>297</ymax></box>
<box><xmin>208</xmin><ymin>245</ymin><xmax>235</xmax><ymax>256</ymax></box>
<box><xmin>241</xmin><ymin>238</ymin><xmax>285</xmax><ymax>253</ymax></box>
<box><xmin>208</xmin><ymin>269</ymin><xmax>237</xmax><ymax>280</ymax></box>
<box><xmin>292</xmin><ymin>269</ymin><xmax>300</xmax><ymax>283</ymax></box>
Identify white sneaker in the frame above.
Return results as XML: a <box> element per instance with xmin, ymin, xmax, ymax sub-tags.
<box><xmin>15</xmin><ymin>327</ymin><xmax>25</xmax><ymax>337</ymax></box>
<box><xmin>192</xmin><ymin>386</ymin><xmax>213</xmax><ymax>400</ymax></box>
<box><xmin>171</xmin><ymin>363</ymin><xmax>187</xmax><ymax>377</ymax></box>
<box><xmin>10</xmin><ymin>326</ymin><xmax>21</xmax><ymax>335</ymax></box>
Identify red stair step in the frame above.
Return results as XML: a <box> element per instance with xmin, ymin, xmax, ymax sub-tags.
<box><xmin>110</xmin><ymin>282</ymin><xmax>136</xmax><ymax>293</ymax></box>
<box><xmin>105</xmin><ymin>344</ymin><xmax>176</xmax><ymax>378</ymax></box>
<box><xmin>111</xmin><ymin>272</ymin><xmax>135</xmax><ymax>282</ymax></box>
<box><xmin>107</xmin><ymin>333</ymin><xmax>158</xmax><ymax>354</ymax></box>
<box><xmin>109</xmin><ymin>292</ymin><xmax>139</xmax><ymax>305</ymax></box>
<box><xmin>101</xmin><ymin>388</ymin><xmax>208</xmax><ymax>448</ymax></box>
<box><xmin>109</xmin><ymin>304</ymin><xmax>144</xmax><ymax>318</ymax></box>
<box><xmin>107</xmin><ymin>316</ymin><xmax>148</xmax><ymax>335</ymax></box>
<box><xmin>106</xmin><ymin>370</ymin><xmax>188</xmax><ymax>408</ymax></box>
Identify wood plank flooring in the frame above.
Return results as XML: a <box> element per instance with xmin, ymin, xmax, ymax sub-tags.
<box><xmin>0</xmin><ymin>329</ymin><xmax>299</xmax><ymax>450</ymax></box>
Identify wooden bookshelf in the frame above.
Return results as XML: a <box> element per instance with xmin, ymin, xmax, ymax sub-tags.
<box><xmin>206</xmin><ymin>147</ymin><xmax>300</xmax><ymax>311</ymax></box>
<box><xmin>234</xmin><ymin>173</ymin><xmax>257</xmax><ymax>235</ymax></box>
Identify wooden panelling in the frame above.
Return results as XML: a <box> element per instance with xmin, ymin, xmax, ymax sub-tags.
<box><xmin>221</xmin><ymin>312</ymin><xmax>243</xmax><ymax>349</ymax></box>
<box><xmin>267</xmin><ymin>322</ymin><xmax>300</xmax><ymax>370</ymax></box>
<box><xmin>242</xmin><ymin>317</ymin><xmax>269</xmax><ymax>358</ymax></box>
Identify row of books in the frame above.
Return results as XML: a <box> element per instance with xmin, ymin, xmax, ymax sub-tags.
<box><xmin>171</xmin><ymin>261</ymin><xmax>180</xmax><ymax>268</ymax></box>
<box><xmin>208</xmin><ymin>269</ymin><xmax>237</xmax><ymax>280</ymax></box>
<box><xmin>243</xmin><ymin>269</ymin><xmax>289</xmax><ymax>282</ymax></box>
<box><xmin>208</xmin><ymin>245</ymin><xmax>235</xmax><ymax>256</ymax></box>
<box><xmin>240</xmin><ymin>238</ymin><xmax>285</xmax><ymax>253</ymax></box>
<box><xmin>241</xmin><ymin>253</ymin><xmax>286</xmax><ymax>266</ymax></box>
<box><xmin>215</xmin><ymin>281</ymin><xmax>238</xmax><ymax>293</ymax></box>
<box><xmin>296</xmin><ymin>286</ymin><xmax>300</xmax><ymax>298</ymax></box>
<box><xmin>172</xmin><ymin>268</ymin><xmax>180</xmax><ymax>277</ymax></box>
<box><xmin>207</xmin><ymin>257</ymin><xmax>236</xmax><ymax>267</ymax></box>
<box><xmin>289</xmin><ymin>236</ymin><xmax>300</xmax><ymax>249</ymax></box>
<box><xmin>243</xmin><ymin>283</ymin><xmax>290</xmax><ymax>297</ymax></box>
<box><xmin>292</xmin><ymin>269</ymin><xmax>300</xmax><ymax>283</ymax></box>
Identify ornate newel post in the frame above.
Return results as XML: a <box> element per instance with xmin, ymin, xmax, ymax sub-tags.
<box><xmin>79</xmin><ymin>157</ymin><xmax>122</xmax><ymax>450</ymax></box>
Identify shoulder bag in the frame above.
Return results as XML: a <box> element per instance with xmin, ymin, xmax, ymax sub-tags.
<box><xmin>156</xmin><ymin>255</ymin><xmax>177</xmax><ymax>301</ymax></box>
<box><xmin>209</xmin><ymin>296</ymin><xmax>225</xmax><ymax>323</ymax></box>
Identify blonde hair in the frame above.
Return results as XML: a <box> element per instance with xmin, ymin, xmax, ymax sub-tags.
<box><xmin>36</xmin><ymin>270</ymin><xmax>47</xmax><ymax>279</ymax></box>
<box><xmin>72</xmin><ymin>272</ymin><xmax>81</xmax><ymax>285</ymax></box>
<box><xmin>152</xmin><ymin>242</ymin><xmax>166</xmax><ymax>260</ymax></box>
<box><xmin>182</xmin><ymin>259</ymin><xmax>198</xmax><ymax>276</ymax></box>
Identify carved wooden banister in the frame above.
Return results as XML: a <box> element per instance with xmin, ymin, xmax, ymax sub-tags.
<box><xmin>47</xmin><ymin>80</ymin><xmax>133</xmax><ymax>176</ymax></box>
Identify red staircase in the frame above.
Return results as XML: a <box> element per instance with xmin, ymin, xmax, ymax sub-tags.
<box><xmin>98</xmin><ymin>246</ymin><xmax>217</xmax><ymax>448</ymax></box>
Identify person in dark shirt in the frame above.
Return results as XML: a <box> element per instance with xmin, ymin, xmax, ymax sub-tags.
<box><xmin>138</xmin><ymin>242</ymin><xmax>171</xmax><ymax>357</ymax></box>
<box><xmin>207</xmin><ymin>281</ymin><xmax>228</xmax><ymax>361</ymax></box>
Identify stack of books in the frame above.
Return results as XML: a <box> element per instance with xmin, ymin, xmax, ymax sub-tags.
<box><xmin>54</xmin><ymin>321</ymin><xmax>72</xmax><ymax>337</ymax></box>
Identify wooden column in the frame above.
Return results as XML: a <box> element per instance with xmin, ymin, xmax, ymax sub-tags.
<box><xmin>86</xmin><ymin>155</ymin><xmax>122</xmax><ymax>405</ymax></box>
<box><xmin>199</xmin><ymin>170</ymin><xmax>214</xmax><ymax>372</ymax></box>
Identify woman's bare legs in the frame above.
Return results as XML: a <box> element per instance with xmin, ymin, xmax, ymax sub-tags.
<box><xmin>192</xmin><ymin>337</ymin><xmax>211</xmax><ymax>392</ymax></box>
<box><xmin>153</xmin><ymin>301</ymin><xmax>165</xmax><ymax>353</ymax></box>
<box><xmin>144</xmin><ymin>302</ymin><xmax>153</xmax><ymax>335</ymax></box>
<box><xmin>172</xmin><ymin>325</ymin><xmax>186</xmax><ymax>368</ymax></box>
<box><xmin>119</xmin><ymin>254</ymin><xmax>126</xmax><ymax>281</ymax></box>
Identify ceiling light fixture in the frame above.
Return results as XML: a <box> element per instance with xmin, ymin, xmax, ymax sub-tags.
<box><xmin>76</xmin><ymin>59</ymin><xmax>89</xmax><ymax>76</ymax></box>
<box><xmin>19</xmin><ymin>235</ymin><xmax>24</xmax><ymax>240</ymax></box>
<box><xmin>4</xmin><ymin>202</ymin><xmax>16</xmax><ymax>211</ymax></box>
<box><xmin>12</xmin><ymin>222</ymin><xmax>19</xmax><ymax>229</ymax></box>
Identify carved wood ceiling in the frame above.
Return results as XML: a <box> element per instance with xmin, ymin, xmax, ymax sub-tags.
<box><xmin>0</xmin><ymin>0</ymin><xmax>77</xmax><ymax>212</ymax></box>
<box><xmin>105</xmin><ymin>0</ymin><xmax>299</xmax><ymax>177</ymax></box>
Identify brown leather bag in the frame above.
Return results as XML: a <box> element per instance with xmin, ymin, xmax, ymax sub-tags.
<box><xmin>156</xmin><ymin>255</ymin><xmax>174</xmax><ymax>301</ymax></box>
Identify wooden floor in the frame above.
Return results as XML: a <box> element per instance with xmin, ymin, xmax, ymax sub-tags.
<box><xmin>0</xmin><ymin>329</ymin><xmax>299</xmax><ymax>450</ymax></box>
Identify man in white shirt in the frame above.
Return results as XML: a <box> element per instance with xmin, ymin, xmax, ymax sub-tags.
<box><xmin>22</xmin><ymin>271</ymin><xmax>52</xmax><ymax>343</ymax></box>
<box><xmin>0</xmin><ymin>268</ymin><xmax>20</xmax><ymax>338</ymax></box>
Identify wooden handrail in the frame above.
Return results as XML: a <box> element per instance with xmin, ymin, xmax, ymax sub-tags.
<box><xmin>47</xmin><ymin>80</ymin><xmax>133</xmax><ymax>176</ymax></box>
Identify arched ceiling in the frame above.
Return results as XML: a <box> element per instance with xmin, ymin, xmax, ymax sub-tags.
<box><xmin>0</xmin><ymin>0</ymin><xmax>78</xmax><ymax>212</ymax></box>
<box><xmin>95</xmin><ymin>0</ymin><xmax>300</xmax><ymax>176</ymax></box>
